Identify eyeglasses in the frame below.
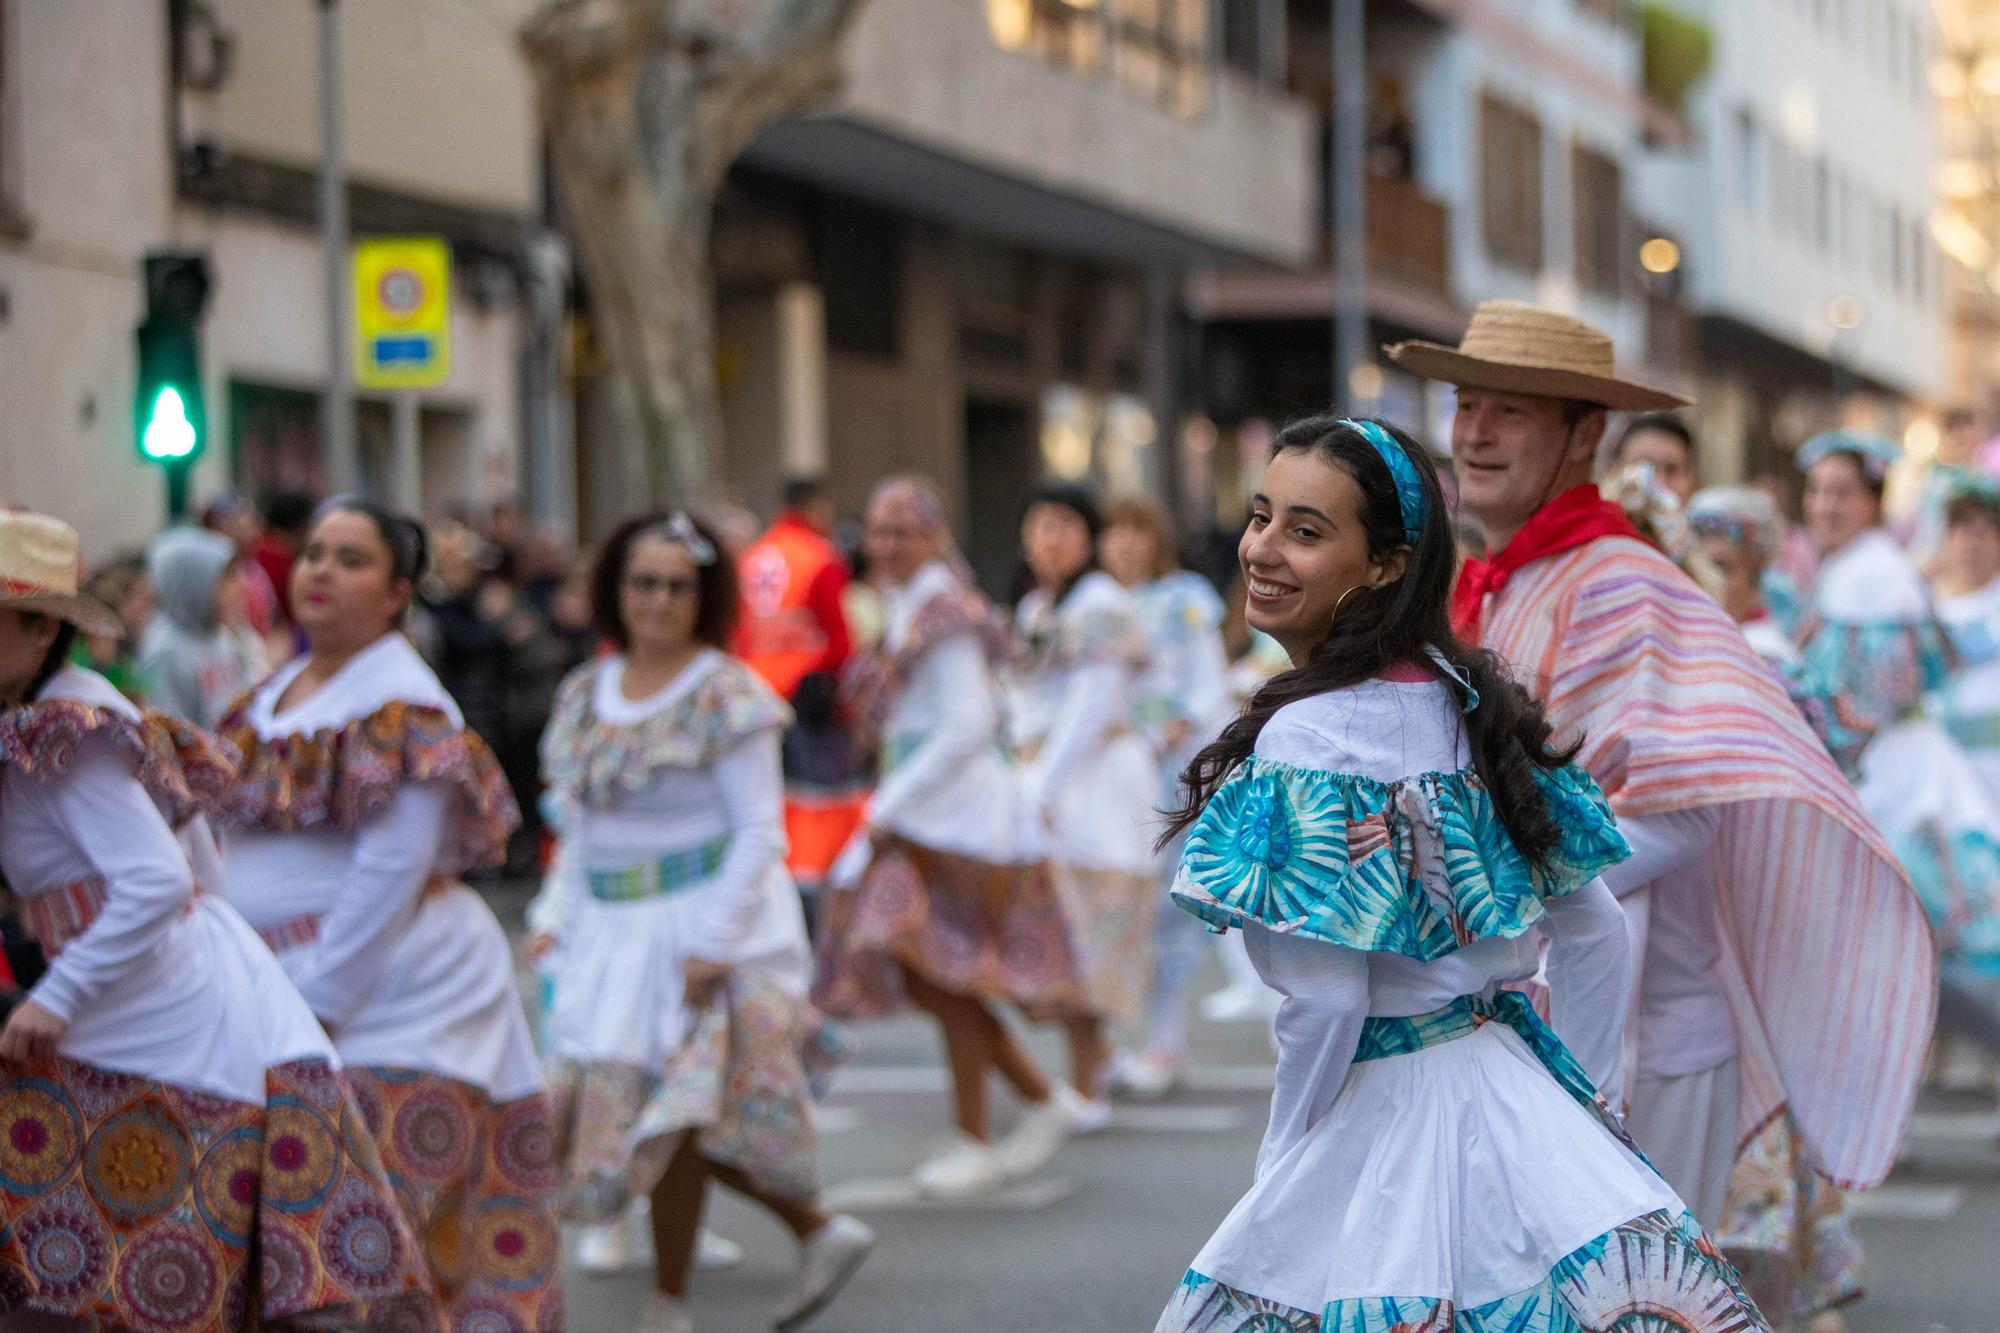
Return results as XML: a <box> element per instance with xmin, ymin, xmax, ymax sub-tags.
<box><xmin>623</xmin><ymin>573</ymin><xmax>699</xmax><ymax>599</ymax></box>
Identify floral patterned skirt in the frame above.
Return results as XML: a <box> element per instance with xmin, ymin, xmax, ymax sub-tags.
<box><xmin>0</xmin><ymin>1055</ymin><xmax>435</xmax><ymax>1332</ymax></box>
<box><xmin>342</xmin><ymin>1067</ymin><xmax>564</xmax><ymax>1332</ymax></box>
<box><xmin>812</xmin><ymin>838</ymin><xmax>1086</xmax><ymax>1020</ymax></box>
<box><xmin>546</xmin><ymin>977</ymin><xmax>834</xmax><ymax>1223</ymax></box>
<box><xmin>1717</xmin><ymin>1113</ymin><xmax>1865</xmax><ymax>1320</ymax></box>
<box><xmin>1049</xmin><ymin>862</ymin><xmax>1156</xmax><ymax>1025</ymax></box>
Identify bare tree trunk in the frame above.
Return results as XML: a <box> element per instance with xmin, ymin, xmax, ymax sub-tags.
<box><xmin>522</xmin><ymin>0</ymin><xmax>865</xmax><ymax>505</ymax></box>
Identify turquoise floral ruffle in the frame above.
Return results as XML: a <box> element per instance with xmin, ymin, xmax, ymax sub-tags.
<box><xmin>1894</xmin><ymin>823</ymin><xmax>2000</xmax><ymax>976</ymax></box>
<box><xmin>1171</xmin><ymin>758</ymin><xmax>1628</xmax><ymax>960</ymax></box>
<box><xmin>1158</xmin><ymin>1209</ymin><xmax>1767</xmax><ymax>1332</ymax></box>
<box><xmin>1798</xmin><ymin>616</ymin><xmax>1954</xmax><ymax>732</ymax></box>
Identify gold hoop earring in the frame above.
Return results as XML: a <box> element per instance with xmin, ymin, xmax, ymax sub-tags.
<box><xmin>1329</xmin><ymin>585</ymin><xmax>1362</xmax><ymax>626</ymax></box>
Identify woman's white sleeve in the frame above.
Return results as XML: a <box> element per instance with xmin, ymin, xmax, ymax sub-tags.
<box><xmin>526</xmin><ymin>792</ymin><xmax>583</xmax><ymax>937</ymax></box>
<box><xmin>293</xmin><ymin>782</ymin><xmax>450</xmax><ymax>1027</ymax></box>
<box><xmin>869</xmin><ymin>632</ymin><xmax>993</xmax><ymax>832</ymax></box>
<box><xmin>1597</xmin><ymin>806</ymin><xmax>1720</xmax><ymax>899</ymax></box>
<box><xmin>1025</xmin><ymin>658</ymin><xmax>1125</xmax><ymax>812</ymax></box>
<box><xmin>30</xmin><ymin>737</ymin><xmax>196</xmax><ymax>1023</ymax></box>
<box><xmin>688</xmin><ymin>728</ymin><xmax>788</xmax><ymax>962</ymax></box>
<box><xmin>1242</xmin><ymin>927</ymin><xmax>1370</xmax><ymax>1182</ymax></box>
<box><xmin>1541</xmin><ymin>877</ymin><xmax>1634</xmax><ymax>1094</ymax></box>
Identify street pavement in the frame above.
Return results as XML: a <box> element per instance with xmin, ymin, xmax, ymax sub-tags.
<box><xmin>486</xmin><ymin>886</ymin><xmax>2000</xmax><ymax>1332</ymax></box>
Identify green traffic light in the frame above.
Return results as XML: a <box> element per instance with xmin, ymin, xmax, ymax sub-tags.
<box><xmin>142</xmin><ymin>386</ymin><xmax>199</xmax><ymax>460</ymax></box>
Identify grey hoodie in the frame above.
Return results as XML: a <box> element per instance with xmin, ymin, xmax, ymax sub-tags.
<box><xmin>140</xmin><ymin>527</ymin><xmax>255</xmax><ymax>728</ymax></box>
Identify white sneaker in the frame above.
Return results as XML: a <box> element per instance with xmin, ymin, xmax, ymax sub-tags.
<box><xmin>1055</xmin><ymin>1080</ymin><xmax>1114</xmax><ymax>1134</ymax></box>
<box><xmin>773</xmin><ymin>1214</ymin><xmax>876</xmax><ymax>1330</ymax></box>
<box><xmin>575</xmin><ymin>1220</ymin><xmax>629</xmax><ymax>1274</ymax></box>
<box><xmin>694</xmin><ymin>1227</ymin><xmax>744</xmax><ymax>1272</ymax></box>
<box><xmin>911</xmin><ymin>1132</ymin><xmax>1009</xmax><ymax>1198</ymax></box>
<box><xmin>640</xmin><ymin>1291</ymin><xmax>694</xmax><ymax>1333</ymax></box>
<box><xmin>996</xmin><ymin>1092</ymin><xmax>1073</xmax><ymax>1178</ymax></box>
<box><xmin>1120</xmin><ymin>1052</ymin><xmax>1181</xmax><ymax>1101</ymax></box>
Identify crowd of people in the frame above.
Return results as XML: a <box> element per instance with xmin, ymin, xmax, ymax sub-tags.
<box><xmin>0</xmin><ymin>298</ymin><xmax>1991</xmax><ymax>1333</ymax></box>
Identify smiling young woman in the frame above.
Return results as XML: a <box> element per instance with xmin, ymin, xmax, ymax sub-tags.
<box><xmin>1151</xmin><ymin>415</ymin><xmax>1772</xmax><ymax>1333</ymax></box>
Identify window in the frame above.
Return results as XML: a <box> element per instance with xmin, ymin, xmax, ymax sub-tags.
<box><xmin>1571</xmin><ymin>142</ymin><xmax>1624</xmax><ymax>295</ymax></box>
<box><xmin>1734</xmin><ymin>107</ymin><xmax>1761</xmax><ymax>214</ymax></box>
<box><xmin>1481</xmin><ymin>93</ymin><xmax>1545</xmax><ymax>271</ymax></box>
<box><xmin>1814</xmin><ymin>158</ymin><xmax>1832</xmax><ymax>252</ymax></box>
<box><xmin>985</xmin><ymin>0</ymin><xmax>1209</xmax><ymax>116</ymax></box>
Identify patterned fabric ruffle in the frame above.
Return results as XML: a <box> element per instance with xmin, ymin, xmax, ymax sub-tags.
<box><xmin>342</xmin><ymin>1067</ymin><xmax>563</xmax><ymax>1331</ymax></box>
<box><xmin>1798</xmin><ymin>616</ymin><xmax>1955</xmax><ymax>733</ymax></box>
<box><xmin>1893</xmin><ymin>822</ymin><xmax>2000</xmax><ymax>975</ymax></box>
<box><xmin>1718</xmin><ymin>1114</ymin><xmax>1865</xmax><ymax>1321</ymax></box>
<box><xmin>1157</xmin><ymin>1209</ymin><xmax>1768</xmax><ymax>1332</ymax></box>
<box><xmin>1172</xmin><ymin>757</ymin><xmax>1628</xmax><ymax>960</ymax></box>
<box><xmin>1757</xmin><ymin>653</ymin><xmax>1865</xmax><ymax>776</ymax></box>
<box><xmin>540</xmin><ymin>658</ymin><xmax>790</xmax><ymax>810</ymax></box>
<box><xmin>843</xmin><ymin>584</ymin><xmax>1011</xmax><ymax>744</ymax></box>
<box><xmin>546</xmin><ymin>979</ymin><xmax>832</xmax><ymax>1218</ymax></box>
<box><xmin>812</xmin><ymin>838</ymin><xmax>1087</xmax><ymax>1020</ymax></box>
<box><xmin>1050</xmin><ymin>863</ymin><xmax>1156</xmax><ymax>1024</ymax></box>
<box><xmin>0</xmin><ymin>1056</ymin><xmax>435</xmax><ymax>1331</ymax></box>
<box><xmin>214</xmin><ymin>701</ymin><xmax>520</xmax><ymax>875</ymax></box>
<box><xmin>0</xmin><ymin>701</ymin><xmax>234</xmax><ymax>830</ymax></box>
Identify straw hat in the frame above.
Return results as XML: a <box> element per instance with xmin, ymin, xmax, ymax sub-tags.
<box><xmin>1386</xmin><ymin>300</ymin><xmax>1690</xmax><ymax>411</ymax></box>
<box><xmin>0</xmin><ymin>512</ymin><xmax>122</xmax><ymax>636</ymax></box>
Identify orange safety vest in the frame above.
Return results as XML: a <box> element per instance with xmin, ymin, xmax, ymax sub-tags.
<box><xmin>735</xmin><ymin>517</ymin><xmax>841</xmax><ymax>702</ymax></box>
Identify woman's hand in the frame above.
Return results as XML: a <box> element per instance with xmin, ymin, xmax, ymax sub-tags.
<box><xmin>683</xmin><ymin>957</ymin><xmax>730</xmax><ymax>1008</ymax></box>
<box><xmin>0</xmin><ymin>1001</ymin><xmax>67</xmax><ymax>1064</ymax></box>
<box><xmin>523</xmin><ymin>931</ymin><xmax>558</xmax><ymax>965</ymax></box>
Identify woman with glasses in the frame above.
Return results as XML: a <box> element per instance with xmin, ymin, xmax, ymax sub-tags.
<box><xmin>530</xmin><ymin>513</ymin><xmax>870</xmax><ymax>1333</ymax></box>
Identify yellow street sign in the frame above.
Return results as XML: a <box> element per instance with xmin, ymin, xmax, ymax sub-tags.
<box><xmin>354</xmin><ymin>237</ymin><xmax>451</xmax><ymax>389</ymax></box>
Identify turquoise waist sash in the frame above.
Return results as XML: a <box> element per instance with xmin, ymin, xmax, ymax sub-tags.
<box><xmin>1354</xmin><ymin>990</ymin><xmax>1652</xmax><ymax>1169</ymax></box>
<box><xmin>585</xmin><ymin>836</ymin><xmax>731</xmax><ymax>903</ymax></box>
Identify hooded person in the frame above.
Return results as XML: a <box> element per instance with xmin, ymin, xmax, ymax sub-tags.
<box><xmin>1388</xmin><ymin>301</ymin><xmax>1935</xmax><ymax>1302</ymax></box>
<box><xmin>139</xmin><ymin>526</ymin><xmax>263</xmax><ymax>729</ymax></box>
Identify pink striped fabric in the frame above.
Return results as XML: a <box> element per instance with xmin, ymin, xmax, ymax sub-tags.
<box><xmin>1476</xmin><ymin>536</ymin><xmax>1937</xmax><ymax>1189</ymax></box>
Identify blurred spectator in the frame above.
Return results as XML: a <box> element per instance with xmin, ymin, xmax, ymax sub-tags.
<box><xmin>74</xmin><ymin>552</ymin><xmax>152</xmax><ymax>700</ymax></box>
<box><xmin>139</xmin><ymin>527</ymin><xmax>266</xmax><ymax>729</ymax></box>
<box><xmin>253</xmin><ymin>490</ymin><xmax>314</xmax><ymax>629</ymax></box>
<box><xmin>200</xmin><ymin>491</ymin><xmax>280</xmax><ymax>639</ymax></box>
<box><xmin>517</xmin><ymin>527</ymin><xmax>571</xmax><ymax>617</ymax></box>
<box><xmin>423</xmin><ymin>521</ymin><xmax>507</xmax><ymax>750</ymax></box>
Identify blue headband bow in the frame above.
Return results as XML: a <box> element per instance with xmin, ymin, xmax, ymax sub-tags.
<box><xmin>1341</xmin><ymin>418</ymin><xmax>1426</xmax><ymax>546</ymax></box>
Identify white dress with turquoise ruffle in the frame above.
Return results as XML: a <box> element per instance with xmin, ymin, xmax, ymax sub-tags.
<box><xmin>1156</xmin><ymin>680</ymin><xmax>1771</xmax><ymax>1332</ymax></box>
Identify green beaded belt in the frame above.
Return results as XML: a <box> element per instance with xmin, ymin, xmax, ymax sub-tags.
<box><xmin>585</xmin><ymin>836</ymin><xmax>732</xmax><ymax>902</ymax></box>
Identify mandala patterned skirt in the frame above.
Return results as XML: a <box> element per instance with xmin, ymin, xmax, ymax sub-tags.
<box><xmin>342</xmin><ymin>1066</ymin><xmax>564</xmax><ymax>1332</ymax></box>
<box><xmin>1717</xmin><ymin>1113</ymin><xmax>1865</xmax><ymax>1321</ymax></box>
<box><xmin>1049</xmin><ymin>862</ymin><xmax>1156</xmax><ymax>1025</ymax></box>
<box><xmin>547</xmin><ymin>977</ymin><xmax>833</xmax><ymax>1221</ymax></box>
<box><xmin>1155</xmin><ymin>993</ymin><xmax>1772</xmax><ymax>1333</ymax></box>
<box><xmin>0</xmin><ymin>1055</ymin><xmax>435</xmax><ymax>1332</ymax></box>
<box><xmin>812</xmin><ymin>838</ymin><xmax>1086</xmax><ymax>1020</ymax></box>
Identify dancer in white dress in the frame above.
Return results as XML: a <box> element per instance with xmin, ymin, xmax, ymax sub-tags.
<box><xmin>816</xmin><ymin>478</ymin><xmax>1087</xmax><ymax>1198</ymax></box>
<box><xmin>1154</xmin><ymin>416</ymin><xmax>1768</xmax><ymax>1332</ymax></box>
<box><xmin>529</xmin><ymin>512</ymin><xmax>872</xmax><ymax>1333</ymax></box>
<box><xmin>1009</xmin><ymin>484</ymin><xmax>1161</xmax><ymax>1128</ymax></box>
<box><xmin>1099</xmin><ymin>496</ymin><xmax>1235</xmax><ymax>1098</ymax></box>
<box><xmin>211</xmin><ymin>500</ymin><xmax>563</xmax><ymax>1331</ymax></box>
<box><xmin>0</xmin><ymin>510</ymin><xmax>432</xmax><ymax>1330</ymax></box>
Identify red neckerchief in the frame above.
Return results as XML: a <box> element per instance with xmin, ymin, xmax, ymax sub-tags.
<box><xmin>1452</xmin><ymin>484</ymin><xmax>1643</xmax><ymax>643</ymax></box>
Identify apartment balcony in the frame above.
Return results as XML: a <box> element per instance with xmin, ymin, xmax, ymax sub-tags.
<box><xmin>1185</xmin><ymin>173</ymin><xmax>1461</xmax><ymax>340</ymax></box>
<box><xmin>741</xmin><ymin>0</ymin><xmax>1317</xmax><ymax>270</ymax></box>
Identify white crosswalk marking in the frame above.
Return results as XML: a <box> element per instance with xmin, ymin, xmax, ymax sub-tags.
<box><xmin>1847</xmin><ymin>1184</ymin><xmax>1968</xmax><ymax>1221</ymax></box>
<box><xmin>821</xmin><ymin>1175</ymin><xmax>1076</xmax><ymax>1213</ymax></box>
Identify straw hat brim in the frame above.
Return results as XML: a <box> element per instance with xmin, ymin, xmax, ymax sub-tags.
<box><xmin>0</xmin><ymin>592</ymin><xmax>123</xmax><ymax>638</ymax></box>
<box><xmin>1387</xmin><ymin>341</ymin><xmax>1691</xmax><ymax>412</ymax></box>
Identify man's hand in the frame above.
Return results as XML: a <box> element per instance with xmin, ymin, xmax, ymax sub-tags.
<box><xmin>0</xmin><ymin>1000</ymin><xmax>67</xmax><ymax>1064</ymax></box>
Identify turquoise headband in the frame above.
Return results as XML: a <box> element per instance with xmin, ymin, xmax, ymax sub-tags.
<box><xmin>1342</xmin><ymin>418</ymin><xmax>1425</xmax><ymax>546</ymax></box>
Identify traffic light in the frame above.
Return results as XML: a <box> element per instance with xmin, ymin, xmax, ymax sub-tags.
<box><xmin>135</xmin><ymin>253</ymin><xmax>211</xmax><ymax>518</ymax></box>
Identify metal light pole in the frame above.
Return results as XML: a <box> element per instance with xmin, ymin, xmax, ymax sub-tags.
<box><xmin>318</xmin><ymin>0</ymin><xmax>357</xmax><ymax>493</ymax></box>
<box><xmin>1331</xmin><ymin>0</ymin><xmax>1368</xmax><ymax>415</ymax></box>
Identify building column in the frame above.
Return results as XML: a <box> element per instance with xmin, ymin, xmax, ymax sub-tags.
<box><xmin>775</xmin><ymin>280</ymin><xmax>828</xmax><ymax>479</ymax></box>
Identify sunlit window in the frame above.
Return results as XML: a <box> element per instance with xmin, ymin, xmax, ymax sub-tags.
<box><xmin>985</xmin><ymin>0</ymin><xmax>1209</xmax><ymax>117</ymax></box>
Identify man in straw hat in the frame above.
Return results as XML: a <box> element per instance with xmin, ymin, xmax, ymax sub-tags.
<box><xmin>1389</xmin><ymin>302</ymin><xmax>1936</xmax><ymax>1275</ymax></box>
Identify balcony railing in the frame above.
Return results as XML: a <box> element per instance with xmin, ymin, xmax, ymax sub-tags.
<box><xmin>1358</xmin><ymin>174</ymin><xmax>1452</xmax><ymax>297</ymax></box>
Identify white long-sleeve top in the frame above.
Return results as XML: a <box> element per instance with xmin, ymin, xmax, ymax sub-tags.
<box><xmin>533</xmin><ymin>651</ymin><xmax>809</xmax><ymax>1068</ymax></box>
<box><xmin>216</xmin><ymin>632</ymin><xmax>542</xmax><ymax>1099</ymax></box>
<box><xmin>865</xmin><ymin>561</ymin><xmax>1044</xmax><ymax>865</ymax></box>
<box><xmin>1131</xmin><ymin>570</ymin><xmax>1234</xmax><ymax>785</ymax></box>
<box><xmin>0</xmin><ymin>666</ymin><xmax>332</xmax><ymax>1102</ymax></box>
<box><xmin>1010</xmin><ymin>570</ymin><xmax>1161</xmax><ymax>871</ymax></box>
<box><xmin>1234</xmin><ymin>679</ymin><xmax>1634</xmax><ymax>1179</ymax></box>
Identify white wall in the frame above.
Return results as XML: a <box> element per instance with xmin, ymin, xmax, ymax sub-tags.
<box><xmin>1638</xmin><ymin>0</ymin><xmax>1942</xmax><ymax>398</ymax></box>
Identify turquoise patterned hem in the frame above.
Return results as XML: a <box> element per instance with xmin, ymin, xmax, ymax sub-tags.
<box><xmin>1893</xmin><ymin>823</ymin><xmax>2000</xmax><ymax>975</ymax></box>
<box><xmin>1157</xmin><ymin>1209</ymin><xmax>1769</xmax><ymax>1332</ymax></box>
<box><xmin>1171</xmin><ymin>758</ymin><xmax>1628</xmax><ymax>961</ymax></box>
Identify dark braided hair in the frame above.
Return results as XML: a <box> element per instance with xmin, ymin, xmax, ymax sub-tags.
<box><xmin>1160</xmin><ymin>414</ymin><xmax>1582</xmax><ymax>869</ymax></box>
